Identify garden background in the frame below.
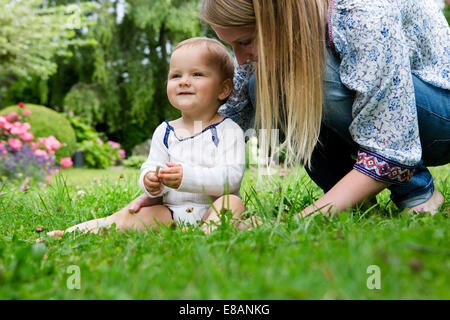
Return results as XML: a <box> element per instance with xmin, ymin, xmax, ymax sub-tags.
<box><xmin>0</xmin><ymin>0</ymin><xmax>449</xmax><ymax>299</ymax></box>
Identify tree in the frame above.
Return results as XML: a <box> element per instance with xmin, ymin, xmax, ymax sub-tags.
<box><xmin>1</xmin><ymin>0</ymin><xmax>208</xmax><ymax>153</ymax></box>
<box><xmin>89</xmin><ymin>0</ymin><xmax>203</xmax><ymax>151</ymax></box>
<box><xmin>0</xmin><ymin>0</ymin><xmax>95</xmax><ymax>80</ymax></box>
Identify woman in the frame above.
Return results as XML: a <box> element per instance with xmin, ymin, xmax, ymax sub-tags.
<box><xmin>132</xmin><ymin>0</ymin><xmax>448</xmax><ymax>217</ymax></box>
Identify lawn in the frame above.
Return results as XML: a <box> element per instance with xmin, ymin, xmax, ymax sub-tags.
<box><xmin>0</xmin><ymin>165</ymin><xmax>448</xmax><ymax>299</ymax></box>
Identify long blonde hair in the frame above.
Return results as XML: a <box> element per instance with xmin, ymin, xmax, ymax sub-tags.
<box><xmin>200</xmin><ymin>0</ymin><xmax>328</xmax><ymax>168</ymax></box>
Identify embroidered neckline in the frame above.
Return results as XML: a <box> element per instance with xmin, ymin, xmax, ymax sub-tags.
<box><xmin>164</xmin><ymin>117</ymin><xmax>228</xmax><ymax>142</ymax></box>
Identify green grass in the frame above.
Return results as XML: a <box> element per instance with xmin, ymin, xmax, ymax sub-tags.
<box><xmin>0</xmin><ymin>165</ymin><xmax>448</xmax><ymax>299</ymax></box>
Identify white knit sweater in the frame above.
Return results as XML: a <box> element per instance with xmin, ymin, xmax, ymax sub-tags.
<box><xmin>139</xmin><ymin>117</ymin><xmax>246</xmax><ymax>206</ymax></box>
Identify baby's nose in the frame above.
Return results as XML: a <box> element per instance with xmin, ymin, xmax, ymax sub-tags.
<box><xmin>179</xmin><ymin>77</ymin><xmax>191</xmax><ymax>86</ymax></box>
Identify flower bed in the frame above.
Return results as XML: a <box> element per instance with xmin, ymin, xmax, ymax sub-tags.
<box><xmin>0</xmin><ymin>103</ymin><xmax>73</xmax><ymax>186</ymax></box>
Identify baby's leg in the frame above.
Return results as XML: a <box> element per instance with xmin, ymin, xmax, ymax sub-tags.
<box><xmin>48</xmin><ymin>203</ymin><xmax>173</xmax><ymax>237</ymax></box>
<box><xmin>201</xmin><ymin>195</ymin><xmax>260</xmax><ymax>234</ymax></box>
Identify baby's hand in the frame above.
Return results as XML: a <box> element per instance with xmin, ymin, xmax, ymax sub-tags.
<box><xmin>144</xmin><ymin>171</ymin><xmax>162</xmax><ymax>196</ymax></box>
<box><xmin>159</xmin><ymin>162</ymin><xmax>183</xmax><ymax>189</ymax></box>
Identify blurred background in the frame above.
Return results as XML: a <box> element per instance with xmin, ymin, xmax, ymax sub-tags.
<box><xmin>0</xmin><ymin>0</ymin><xmax>449</xmax><ymax>172</ymax></box>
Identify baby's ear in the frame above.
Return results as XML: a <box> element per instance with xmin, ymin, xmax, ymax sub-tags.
<box><xmin>218</xmin><ymin>78</ymin><xmax>233</xmax><ymax>101</ymax></box>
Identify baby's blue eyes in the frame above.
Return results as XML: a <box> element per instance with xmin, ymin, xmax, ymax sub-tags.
<box><xmin>170</xmin><ymin>73</ymin><xmax>204</xmax><ymax>78</ymax></box>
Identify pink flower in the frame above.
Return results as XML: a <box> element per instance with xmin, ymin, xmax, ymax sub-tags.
<box><xmin>22</xmin><ymin>122</ymin><xmax>31</xmax><ymax>131</ymax></box>
<box><xmin>5</xmin><ymin>112</ymin><xmax>19</xmax><ymax>122</ymax></box>
<box><xmin>0</xmin><ymin>140</ymin><xmax>7</xmax><ymax>155</ymax></box>
<box><xmin>8</xmin><ymin>138</ymin><xmax>23</xmax><ymax>151</ymax></box>
<box><xmin>107</xmin><ymin>140</ymin><xmax>120</xmax><ymax>149</ymax></box>
<box><xmin>0</xmin><ymin>116</ymin><xmax>7</xmax><ymax>128</ymax></box>
<box><xmin>119</xmin><ymin>149</ymin><xmax>126</xmax><ymax>159</ymax></box>
<box><xmin>46</xmin><ymin>136</ymin><xmax>62</xmax><ymax>151</ymax></box>
<box><xmin>10</xmin><ymin>122</ymin><xmax>26</xmax><ymax>136</ymax></box>
<box><xmin>0</xmin><ymin>117</ymin><xmax>12</xmax><ymax>131</ymax></box>
<box><xmin>34</xmin><ymin>149</ymin><xmax>48</xmax><ymax>159</ymax></box>
<box><xmin>24</xmin><ymin>110</ymin><xmax>32</xmax><ymax>116</ymax></box>
<box><xmin>37</xmin><ymin>136</ymin><xmax>61</xmax><ymax>154</ymax></box>
<box><xmin>18</xmin><ymin>102</ymin><xmax>25</xmax><ymax>108</ymax></box>
<box><xmin>279</xmin><ymin>170</ymin><xmax>286</xmax><ymax>177</ymax></box>
<box><xmin>22</xmin><ymin>131</ymin><xmax>34</xmax><ymax>142</ymax></box>
<box><xmin>60</xmin><ymin>157</ymin><xmax>73</xmax><ymax>169</ymax></box>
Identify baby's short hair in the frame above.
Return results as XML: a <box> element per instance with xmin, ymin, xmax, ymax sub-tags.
<box><xmin>173</xmin><ymin>37</ymin><xmax>234</xmax><ymax>81</ymax></box>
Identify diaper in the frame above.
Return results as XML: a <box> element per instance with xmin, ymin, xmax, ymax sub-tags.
<box><xmin>167</xmin><ymin>203</ymin><xmax>210</xmax><ymax>226</ymax></box>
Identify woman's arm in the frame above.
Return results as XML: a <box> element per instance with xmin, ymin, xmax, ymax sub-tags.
<box><xmin>299</xmin><ymin>169</ymin><xmax>389</xmax><ymax>217</ymax></box>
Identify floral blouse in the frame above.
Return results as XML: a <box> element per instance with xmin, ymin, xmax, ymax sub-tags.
<box><xmin>219</xmin><ymin>0</ymin><xmax>450</xmax><ymax>185</ymax></box>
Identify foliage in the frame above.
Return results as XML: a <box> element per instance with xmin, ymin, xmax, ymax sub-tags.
<box><xmin>0</xmin><ymin>165</ymin><xmax>448</xmax><ymax>299</ymax></box>
<box><xmin>78</xmin><ymin>139</ymin><xmax>115</xmax><ymax>169</ymax></box>
<box><xmin>122</xmin><ymin>155</ymin><xmax>147</xmax><ymax>169</ymax></box>
<box><xmin>67</xmin><ymin>115</ymin><xmax>105</xmax><ymax>143</ymax></box>
<box><xmin>0</xmin><ymin>105</ymin><xmax>72</xmax><ymax>185</ymax></box>
<box><xmin>63</xmin><ymin>83</ymin><xmax>103</xmax><ymax>126</ymax></box>
<box><xmin>1</xmin><ymin>0</ymin><xmax>204</xmax><ymax>154</ymax></box>
<box><xmin>78</xmin><ymin>138</ymin><xmax>125</xmax><ymax>169</ymax></box>
<box><xmin>0</xmin><ymin>104</ymin><xmax>76</xmax><ymax>159</ymax></box>
<box><xmin>66</xmin><ymin>115</ymin><xmax>124</xmax><ymax>169</ymax></box>
<box><xmin>0</xmin><ymin>0</ymin><xmax>96</xmax><ymax>80</ymax></box>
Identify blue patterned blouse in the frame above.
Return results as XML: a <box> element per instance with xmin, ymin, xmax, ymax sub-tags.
<box><xmin>219</xmin><ymin>0</ymin><xmax>450</xmax><ymax>185</ymax></box>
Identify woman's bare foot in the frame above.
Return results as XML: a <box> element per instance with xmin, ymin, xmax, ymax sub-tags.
<box><xmin>200</xmin><ymin>215</ymin><xmax>263</xmax><ymax>234</ymax></box>
<box><xmin>408</xmin><ymin>188</ymin><xmax>444</xmax><ymax>215</ymax></box>
<box><xmin>237</xmin><ymin>216</ymin><xmax>263</xmax><ymax>231</ymax></box>
<box><xmin>200</xmin><ymin>219</ymin><xmax>220</xmax><ymax>234</ymax></box>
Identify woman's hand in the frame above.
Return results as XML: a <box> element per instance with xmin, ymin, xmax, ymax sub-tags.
<box><xmin>158</xmin><ymin>162</ymin><xmax>183</xmax><ymax>189</ymax></box>
<box><xmin>298</xmin><ymin>169</ymin><xmax>389</xmax><ymax>218</ymax></box>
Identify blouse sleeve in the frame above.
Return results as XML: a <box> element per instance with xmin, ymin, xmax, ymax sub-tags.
<box><xmin>218</xmin><ymin>59</ymin><xmax>256</xmax><ymax>132</ymax></box>
<box><xmin>332</xmin><ymin>1</ymin><xmax>420</xmax><ymax>184</ymax></box>
<box><xmin>177</xmin><ymin>121</ymin><xmax>246</xmax><ymax>196</ymax></box>
<box><xmin>139</xmin><ymin>123</ymin><xmax>170</xmax><ymax>198</ymax></box>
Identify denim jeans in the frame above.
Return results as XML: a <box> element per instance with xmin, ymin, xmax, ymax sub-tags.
<box><xmin>248</xmin><ymin>46</ymin><xmax>450</xmax><ymax>209</ymax></box>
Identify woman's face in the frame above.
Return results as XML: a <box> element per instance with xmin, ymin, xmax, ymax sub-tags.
<box><xmin>213</xmin><ymin>26</ymin><xmax>257</xmax><ymax>65</ymax></box>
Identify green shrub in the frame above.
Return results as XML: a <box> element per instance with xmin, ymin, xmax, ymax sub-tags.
<box><xmin>79</xmin><ymin>139</ymin><xmax>115</xmax><ymax>169</ymax></box>
<box><xmin>0</xmin><ymin>104</ymin><xmax>76</xmax><ymax>159</ymax></box>
<box><xmin>66</xmin><ymin>116</ymin><xmax>123</xmax><ymax>169</ymax></box>
<box><xmin>67</xmin><ymin>115</ymin><xmax>105</xmax><ymax>143</ymax></box>
<box><xmin>63</xmin><ymin>84</ymin><xmax>103</xmax><ymax>127</ymax></box>
<box><xmin>122</xmin><ymin>155</ymin><xmax>147</xmax><ymax>169</ymax></box>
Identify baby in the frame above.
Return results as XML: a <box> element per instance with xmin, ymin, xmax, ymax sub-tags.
<box><xmin>48</xmin><ymin>37</ymin><xmax>251</xmax><ymax>236</ymax></box>
<box><xmin>138</xmin><ymin>37</ymin><xmax>247</xmax><ymax>228</ymax></box>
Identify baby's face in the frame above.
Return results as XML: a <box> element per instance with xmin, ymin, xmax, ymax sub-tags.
<box><xmin>167</xmin><ymin>46</ymin><xmax>228</xmax><ymax>117</ymax></box>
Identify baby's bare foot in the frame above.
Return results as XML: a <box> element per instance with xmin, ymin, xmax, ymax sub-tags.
<box><xmin>47</xmin><ymin>230</ymin><xmax>64</xmax><ymax>238</ymax></box>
